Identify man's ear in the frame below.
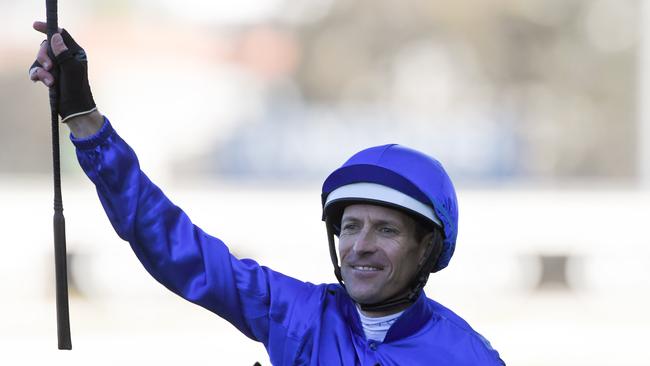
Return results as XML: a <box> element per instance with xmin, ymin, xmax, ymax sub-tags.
<box><xmin>418</xmin><ymin>228</ymin><xmax>444</xmax><ymax>271</ymax></box>
<box><xmin>418</xmin><ymin>231</ymin><xmax>434</xmax><ymax>257</ymax></box>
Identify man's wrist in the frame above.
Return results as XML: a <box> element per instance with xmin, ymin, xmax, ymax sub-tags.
<box><xmin>65</xmin><ymin>110</ymin><xmax>104</xmax><ymax>138</ymax></box>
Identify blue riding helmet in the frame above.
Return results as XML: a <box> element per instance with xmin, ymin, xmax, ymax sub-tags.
<box><xmin>321</xmin><ymin>144</ymin><xmax>458</xmax><ymax>273</ymax></box>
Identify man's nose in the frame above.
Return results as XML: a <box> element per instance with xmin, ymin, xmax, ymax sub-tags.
<box><xmin>352</xmin><ymin>229</ymin><xmax>376</xmax><ymax>254</ymax></box>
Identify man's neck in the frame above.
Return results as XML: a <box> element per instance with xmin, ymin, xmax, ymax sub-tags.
<box><xmin>357</xmin><ymin>301</ymin><xmax>411</xmax><ymax>318</ymax></box>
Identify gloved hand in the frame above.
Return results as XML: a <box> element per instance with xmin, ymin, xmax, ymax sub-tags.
<box><xmin>29</xmin><ymin>22</ymin><xmax>96</xmax><ymax>122</ymax></box>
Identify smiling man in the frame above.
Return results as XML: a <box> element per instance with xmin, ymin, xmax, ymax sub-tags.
<box><xmin>29</xmin><ymin>23</ymin><xmax>504</xmax><ymax>365</ymax></box>
<box><xmin>338</xmin><ymin>204</ymin><xmax>430</xmax><ymax>313</ymax></box>
<box><xmin>317</xmin><ymin>145</ymin><xmax>506</xmax><ymax>364</ymax></box>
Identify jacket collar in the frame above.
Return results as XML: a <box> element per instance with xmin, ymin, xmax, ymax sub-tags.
<box><xmin>383</xmin><ymin>290</ymin><xmax>434</xmax><ymax>342</ymax></box>
<box><xmin>339</xmin><ymin>288</ymin><xmax>434</xmax><ymax>343</ymax></box>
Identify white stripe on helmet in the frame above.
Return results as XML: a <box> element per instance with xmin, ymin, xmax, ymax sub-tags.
<box><xmin>325</xmin><ymin>182</ymin><xmax>442</xmax><ymax>227</ymax></box>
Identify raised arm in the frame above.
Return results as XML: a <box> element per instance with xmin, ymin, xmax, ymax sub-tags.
<box><xmin>28</xmin><ymin>23</ymin><xmax>316</xmax><ymax>351</ymax></box>
<box><xmin>71</xmin><ymin>119</ymin><xmax>270</xmax><ymax>340</ymax></box>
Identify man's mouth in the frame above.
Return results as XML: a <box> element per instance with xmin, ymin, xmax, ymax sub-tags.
<box><xmin>351</xmin><ymin>265</ymin><xmax>383</xmax><ymax>271</ymax></box>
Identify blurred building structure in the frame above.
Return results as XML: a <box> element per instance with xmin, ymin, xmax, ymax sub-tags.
<box><xmin>0</xmin><ymin>0</ymin><xmax>641</xmax><ymax>183</ymax></box>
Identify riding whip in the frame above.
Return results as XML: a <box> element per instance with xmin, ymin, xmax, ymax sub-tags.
<box><xmin>46</xmin><ymin>0</ymin><xmax>72</xmax><ymax>350</ymax></box>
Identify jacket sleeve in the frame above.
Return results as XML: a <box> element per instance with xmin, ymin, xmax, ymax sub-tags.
<box><xmin>71</xmin><ymin>117</ymin><xmax>311</xmax><ymax>346</ymax></box>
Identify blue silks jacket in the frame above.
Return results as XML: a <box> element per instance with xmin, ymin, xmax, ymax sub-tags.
<box><xmin>71</xmin><ymin>118</ymin><xmax>505</xmax><ymax>366</ymax></box>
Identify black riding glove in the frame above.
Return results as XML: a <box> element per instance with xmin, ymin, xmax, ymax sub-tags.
<box><xmin>30</xmin><ymin>29</ymin><xmax>96</xmax><ymax>122</ymax></box>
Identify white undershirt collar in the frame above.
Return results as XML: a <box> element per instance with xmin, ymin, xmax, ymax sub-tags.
<box><xmin>356</xmin><ymin>308</ymin><xmax>405</xmax><ymax>342</ymax></box>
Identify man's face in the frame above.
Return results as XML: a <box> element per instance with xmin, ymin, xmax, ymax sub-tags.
<box><xmin>338</xmin><ymin>204</ymin><xmax>427</xmax><ymax>306</ymax></box>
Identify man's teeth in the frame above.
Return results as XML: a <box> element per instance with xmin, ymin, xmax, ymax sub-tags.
<box><xmin>353</xmin><ymin>265</ymin><xmax>381</xmax><ymax>271</ymax></box>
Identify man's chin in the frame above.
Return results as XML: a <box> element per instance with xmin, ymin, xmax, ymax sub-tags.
<box><xmin>345</xmin><ymin>287</ymin><xmax>383</xmax><ymax>305</ymax></box>
<box><xmin>346</xmin><ymin>285</ymin><xmax>411</xmax><ymax>307</ymax></box>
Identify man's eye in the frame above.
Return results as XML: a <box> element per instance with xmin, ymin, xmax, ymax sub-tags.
<box><xmin>341</xmin><ymin>223</ymin><xmax>358</xmax><ymax>231</ymax></box>
<box><xmin>379</xmin><ymin>227</ymin><xmax>398</xmax><ymax>235</ymax></box>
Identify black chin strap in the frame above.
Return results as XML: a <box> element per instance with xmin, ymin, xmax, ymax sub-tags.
<box><xmin>326</xmin><ymin>219</ymin><xmax>344</xmax><ymax>285</ymax></box>
<box><xmin>325</xmin><ymin>218</ymin><xmax>443</xmax><ymax>313</ymax></box>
